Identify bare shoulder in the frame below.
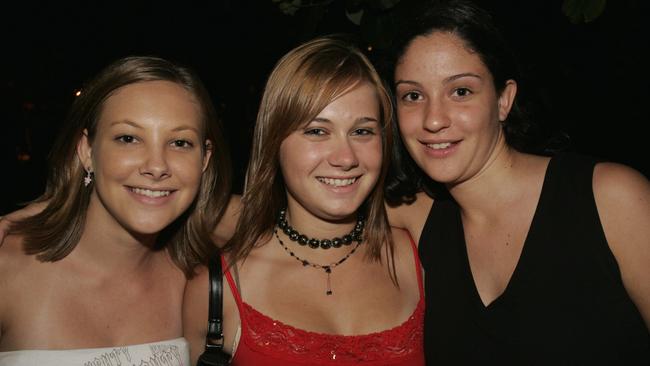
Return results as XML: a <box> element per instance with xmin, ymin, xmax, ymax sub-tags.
<box><xmin>592</xmin><ymin>162</ymin><xmax>650</xmax><ymax>326</ymax></box>
<box><xmin>385</xmin><ymin>192</ymin><xmax>433</xmax><ymax>243</ymax></box>
<box><xmin>592</xmin><ymin>162</ymin><xmax>649</xmax><ymax>231</ymax></box>
<box><xmin>0</xmin><ymin>234</ymin><xmax>32</xmax><ymax>333</ymax></box>
<box><xmin>390</xmin><ymin>226</ymin><xmax>416</xmax><ymax>251</ymax></box>
<box><xmin>182</xmin><ymin>264</ymin><xmax>210</xmax><ymax>363</ymax></box>
<box><xmin>591</xmin><ymin>161</ymin><xmax>649</xmax><ymax>254</ymax></box>
<box><xmin>0</xmin><ymin>234</ymin><xmax>30</xmax><ymax>275</ymax></box>
<box><xmin>183</xmin><ymin>265</ymin><xmax>210</xmax><ymax>315</ymax></box>
<box><xmin>213</xmin><ymin>194</ymin><xmax>242</xmax><ymax>246</ymax></box>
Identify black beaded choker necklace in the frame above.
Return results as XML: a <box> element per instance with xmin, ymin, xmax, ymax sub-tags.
<box><xmin>277</xmin><ymin>209</ymin><xmax>365</xmax><ymax>250</ymax></box>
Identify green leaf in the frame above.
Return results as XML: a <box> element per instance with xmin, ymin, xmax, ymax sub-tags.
<box><xmin>562</xmin><ymin>0</ymin><xmax>606</xmax><ymax>23</ymax></box>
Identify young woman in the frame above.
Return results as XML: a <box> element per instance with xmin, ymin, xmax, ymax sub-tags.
<box><xmin>0</xmin><ymin>56</ymin><xmax>232</xmax><ymax>365</ymax></box>
<box><xmin>183</xmin><ymin>36</ymin><xmax>424</xmax><ymax>365</ymax></box>
<box><xmin>386</xmin><ymin>0</ymin><xmax>650</xmax><ymax>363</ymax></box>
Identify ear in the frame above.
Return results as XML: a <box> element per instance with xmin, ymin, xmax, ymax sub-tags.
<box><xmin>202</xmin><ymin>139</ymin><xmax>213</xmax><ymax>173</ymax></box>
<box><xmin>497</xmin><ymin>79</ymin><xmax>517</xmax><ymax>122</ymax></box>
<box><xmin>76</xmin><ymin>129</ymin><xmax>93</xmax><ymax>172</ymax></box>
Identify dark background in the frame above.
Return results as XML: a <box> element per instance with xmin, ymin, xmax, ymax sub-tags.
<box><xmin>2</xmin><ymin>0</ymin><xmax>648</xmax><ymax>214</ymax></box>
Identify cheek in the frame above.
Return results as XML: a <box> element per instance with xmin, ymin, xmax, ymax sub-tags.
<box><xmin>357</xmin><ymin>139</ymin><xmax>383</xmax><ymax>173</ymax></box>
<box><xmin>280</xmin><ymin>139</ymin><xmax>321</xmax><ymax>174</ymax></box>
<box><xmin>93</xmin><ymin>149</ymin><xmax>139</xmax><ymax>182</ymax></box>
<box><xmin>397</xmin><ymin>109</ymin><xmax>421</xmax><ymax>138</ymax></box>
<box><xmin>172</xmin><ymin>153</ymin><xmax>205</xmax><ymax>185</ymax></box>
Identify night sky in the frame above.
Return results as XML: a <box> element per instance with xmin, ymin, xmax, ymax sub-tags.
<box><xmin>2</xmin><ymin>0</ymin><xmax>648</xmax><ymax>214</ymax></box>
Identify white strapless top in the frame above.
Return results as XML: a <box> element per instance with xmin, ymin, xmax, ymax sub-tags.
<box><xmin>0</xmin><ymin>337</ymin><xmax>189</xmax><ymax>366</ymax></box>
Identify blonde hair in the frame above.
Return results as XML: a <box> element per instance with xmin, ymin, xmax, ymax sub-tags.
<box><xmin>11</xmin><ymin>56</ymin><xmax>232</xmax><ymax>277</ymax></box>
<box><xmin>225</xmin><ymin>36</ymin><xmax>396</xmax><ymax>279</ymax></box>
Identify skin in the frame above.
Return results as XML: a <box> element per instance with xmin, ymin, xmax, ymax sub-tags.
<box><xmin>388</xmin><ymin>31</ymin><xmax>650</xmax><ymax>327</ymax></box>
<box><xmin>0</xmin><ymin>80</ymin><xmax>211</xmax><ymax>350</ymax></box>
<box><xmin>183</xmin><ymin>82</ymin><xmax>422</xmax><ymax>364</ymax></box>
<box><xmin>4</xmin><ymin>32</ymin><xmax>647</xmax><ymax>353</ymax></box>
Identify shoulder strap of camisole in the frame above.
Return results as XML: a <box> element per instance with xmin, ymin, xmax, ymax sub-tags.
<box><xmin>222</xmin><ymin>255</ymin><xmax>247</xmax><ymax>328</ymax></box>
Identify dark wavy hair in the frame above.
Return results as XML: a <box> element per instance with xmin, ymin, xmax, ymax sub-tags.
<box><xmin>384</xmin><ymin>0</ymin><xmax>559</xmax><ymax>204</ymax></box>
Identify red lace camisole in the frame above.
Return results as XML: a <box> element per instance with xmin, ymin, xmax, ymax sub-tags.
<box><xmin>222</xmin><ymin>235</ymin><xmax>425</xmax><ymax>366</ymax></box>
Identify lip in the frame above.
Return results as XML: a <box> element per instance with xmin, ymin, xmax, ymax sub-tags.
<box><xmin>316</xmin><ymin>175</ymin><xmax>361</xmax><ymax>193</ymax></box>
<box><xmin>419</xmin><ymin>139</ymin><xmax>460</xmax><ymax>158</ymax></box>
<box><xmin>125</xmin><ymin>185</ymin><xmax>177</xmax><ymax>205</ymax></box>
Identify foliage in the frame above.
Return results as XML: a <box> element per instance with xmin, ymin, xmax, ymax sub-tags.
<box><xmin>562</xmin><ymin>0</ymin><xmax>607</xmax><ymax>23</ymax></box>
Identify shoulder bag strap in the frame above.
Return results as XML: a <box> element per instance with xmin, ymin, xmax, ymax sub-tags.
<box><xmin>205</xmin><ymin>253</ymin><xmax>224</xmax><ymax>351</ymax></box>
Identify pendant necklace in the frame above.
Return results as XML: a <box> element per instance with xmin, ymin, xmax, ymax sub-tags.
<box><xmin>273</xmin><ymin>211</ymin><xmax>365</xmax><ymax>295</ymax></box>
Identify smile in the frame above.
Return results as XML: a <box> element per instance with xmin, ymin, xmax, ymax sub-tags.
<box><xmin>426</xmin><ymin>142</ymin><xmax>452</xmax><ymax>150</ymax></box>
<box><xmin>317</xmin><ymin>177</ymin><xmax>358</xmax><ymax>187</ymax></box>
<box><xmin>129</xmin><ymin>187</ymin><xmax>172</xmax><ymax>198</ymax></box>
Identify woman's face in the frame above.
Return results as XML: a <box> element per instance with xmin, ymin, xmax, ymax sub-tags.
<box><xmin>394</xmin><ymin>31</ymin><xmax>515</xmax><ymax>186</ymax></box>
<box><xmin>79</xmin><ymin>80</ymin><xmax>211</xmax><ymax>236</ymax></box>
<box><xmin>279</xmin><ymin>82</ymin><xmax>382</xmax><ymax>222</ymax></box>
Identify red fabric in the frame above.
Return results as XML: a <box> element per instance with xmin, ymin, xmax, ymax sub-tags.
<box><xmin>222</xmin><ymin>234</ymin><xmax>425</xmax><ymax>366</ymax></box>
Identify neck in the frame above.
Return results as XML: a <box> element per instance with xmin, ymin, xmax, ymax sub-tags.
<box><xmin>283</xmin><ymin>204</ymin><xmax>358</xmax><ymax>241</ymax></box>
<box><xmin>447</xmin><ymin>144</ymin><xmax>525</xmax><ymax>219</ymax></box>
<box><xmin>71</xmin><ymin>195</ymin><xmax>160</xmax><ymax>275</ymax></box>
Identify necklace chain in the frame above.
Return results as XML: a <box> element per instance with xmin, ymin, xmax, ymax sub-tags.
<box><xmin>274</xmin><ymin>226</ymin><xmax>363</xmax><ymax>296</ymax></box>
<box><xmin>277</xmin><ymin>208</ymin><xmax>364</xmax><ymax>249</ymax></box>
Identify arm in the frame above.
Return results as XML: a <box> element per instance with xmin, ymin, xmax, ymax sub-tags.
<box><xmin>182</xmin><ymin>266</ymin><xmax>211</xmax><ymax>365</ymax></box>
<box><xmin>385</xmin><ymin>192</ymin><xmax>434</xmax><ymax>245</ymax></box>
<box><xmin>212</xmin><ymin>195</ymin><xmax>241</xmax><ymax>246</ymax></box>
<box><xmin>593</xmin><ymin>162</ymin><xmax>650</xmax><ymax>329</ymax></box>
<box><xmin>183</xmin><ymin>261</ymin><xmax>240</xmax><ymax>364</ymax></box>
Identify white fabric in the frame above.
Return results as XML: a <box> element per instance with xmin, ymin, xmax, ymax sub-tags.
<box><xmin>0</xmin><ymin>337</ymin><xmax>189</xmax><ymax>366</ymax></box>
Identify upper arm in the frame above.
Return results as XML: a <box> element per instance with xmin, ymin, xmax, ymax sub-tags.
<box><xmin>213</xmin><ymin>195</ymin><xmax>242</xmax><ymax>246</ymax></box>
<box><xmin>182</xmin><ymin>266</ymin><xmax>210</xmax><ymax>365</ymax></box>
<box><xmin>593</xmin><ymin>162</ymin><xmax>650</xmax><ymax>328</ymax></box>
<box><xmin>385</xmin><ymin>192</ymin><xmax>434</xmax><ymax>245</ymax></box>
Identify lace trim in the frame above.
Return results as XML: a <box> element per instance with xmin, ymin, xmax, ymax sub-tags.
<box><xmin>241</xmin><ymin>300</ymin><xmax>424</xmax><ymax>363</ymax></box>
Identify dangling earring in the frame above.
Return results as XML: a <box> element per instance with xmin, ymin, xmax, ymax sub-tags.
<box><xmin>84</xmin><ymin>169</ymin><xmax>93</xmax><ymax>187</ymax></box>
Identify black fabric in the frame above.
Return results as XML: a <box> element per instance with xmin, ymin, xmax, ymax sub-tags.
<box><xmin>196</xmin><ymin>254</ymin><xmax>230</xmax><ymax>366</ymax></box>
<box><xmin>419</xmin><ymin>153</ymin><xmax>650</xmax><ymax>365</ymax></box>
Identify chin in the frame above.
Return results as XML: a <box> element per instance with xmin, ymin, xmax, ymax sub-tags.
<box><xmin>128</xmin><ymin>217</ymin><xmax>179</xmax><ymax>235</ymax></box>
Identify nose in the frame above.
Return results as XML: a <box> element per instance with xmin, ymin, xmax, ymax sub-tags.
<box><xmin>139</xmin><ymin>145</ymin><xmax>170</xmax><ymax>180</ymax></box>
<box><xmin>423</xmin><ymin>97</ymin><xmax>451</xmax><ymax>133</ymax></box>
<box><xmin>328</xmin><ymin>137</ymin><xmax>359</xmax><ymax>171</ymax></box>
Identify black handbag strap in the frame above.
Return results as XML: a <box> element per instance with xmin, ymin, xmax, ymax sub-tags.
<box><xmin>205</xmin><ymin>253</ymin><xmax>224</xmax><ymax>351</ymax></box>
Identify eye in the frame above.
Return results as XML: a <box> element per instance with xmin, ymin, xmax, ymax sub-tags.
<box><xmin>304</xmin><ymin>128</ymin><xmax>327</xmax><ymax>136</ymax></box>
<box><xmin>115</xmin><ymin>135</ymin><xmax>137</xmax><ymax>144</ymax></box>
<box><xmin>352</xmin><ymin>128</ymin><xmax>376</xmax><ymax>136</ymax></box>
<box><xmin>452</xmin><ymin>87</ymin><xmax>472</xmax><ymax>97</ymax></box>
<box><xmin>172</xmin><ymin>139</ymin><xmax>194</xmax><ymax>148</ymax></box>
<box><xmin>401</xmin><ymin>91</ymin><xmax>423</xmax><ymax>103</ymax></box>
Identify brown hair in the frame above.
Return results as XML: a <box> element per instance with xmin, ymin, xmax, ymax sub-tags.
<box><xmin>10</xmin><ymin>56</ymin><xmax>232</xmax><ymax>277</ymax></box>
<box><xmin>225</xmin><ymin>36</ymin><xmax>395</xmax><ymax>279</ymax></box>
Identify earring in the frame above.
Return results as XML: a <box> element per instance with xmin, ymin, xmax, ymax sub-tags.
<box><xmin>84</xmin><ymin>169</ymin><xmax>93</xmax><ymax>187</ymax></box>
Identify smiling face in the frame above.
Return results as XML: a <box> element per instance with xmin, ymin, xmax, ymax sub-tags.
<box><xmin>78</xmin><ymin>80</ymin><xmax>211</xmax><ymax>237</ymax></box>
<box><xmin>394</xmin><ymin>31</ymin><xmax>516</xmax><ymax>186</ymax></box>
<box><xmin>279</xmin><ymin>82</ymin><xmax>382</xmax><ymax>222</ymax></box>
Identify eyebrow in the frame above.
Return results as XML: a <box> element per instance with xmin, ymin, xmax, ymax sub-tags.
<box><xmin>109</xmin><ymin>120</ymin><xmax>200</xmax><ymax>134</ymax></box>
<box><xmin>395</xmin><ymin>72</ymin><xmax>482</xmax><ymax>87</ymax></box>
<box><xmin>311</xmin><ymin>116</ymin><xmax>379</xmax><ymax>124</ymax></box>
<box><xmin>110</xmin><ymin>119</ymin><xmax>142</xmax><ymax>128</ymax></box>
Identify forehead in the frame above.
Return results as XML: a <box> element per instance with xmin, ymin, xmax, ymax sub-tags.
<box><xmin>396</xmin><ymin>32</ymin><xmax>488</xmax><ymax>78</ymax></box>
<box><xmin>313</xmin><ymin>82</ymin><xmax>380</xmax><ymax>120</ymax></box>
<box><xmin>98</xmin><ymin>80</ymin><xmax>203</xmax><ymax>131</ymax></box>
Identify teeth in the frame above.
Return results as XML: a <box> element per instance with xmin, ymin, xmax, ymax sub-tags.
<box><xmin>427</xmin><ymin>142</ymin><xmax>451</xmax><ymax>150</ymax></box>
<box><xmin>317</xmin><ymin>177</ymin><xmax>357</xmax><ymax>187</ymax></box>
<box><xmin>132</xmin><ymin>188</ymin><xmax>171</xmax><ymax>198</ymax></box>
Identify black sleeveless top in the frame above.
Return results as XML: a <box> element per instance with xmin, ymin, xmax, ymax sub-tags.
<box><xmin>419</xmin><ymin>153</ymin><xmax>649</xmax><ymax>365</ymax></box>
